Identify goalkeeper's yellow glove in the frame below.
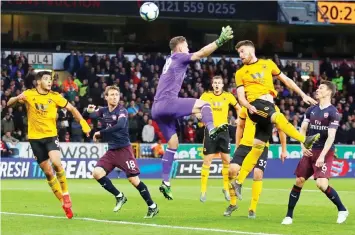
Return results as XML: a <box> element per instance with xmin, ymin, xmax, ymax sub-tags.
<box><xmin>80</xmin><ymin>119</ymin><xmax>91</xmax><ymax>134</ymax></box>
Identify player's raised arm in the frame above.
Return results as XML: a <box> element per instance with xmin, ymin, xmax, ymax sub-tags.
<box><xmin>83</xmin><ymin>105</ymin><xmax>103</xmax><ymax>119</ymax></box>
<box><xmin>7</xmin><ymin>92</ymin><xmax>26</xmax><ymax>107</ymax></box>
<box><xmin>100</xmin><ymin>111</ymin><xmax>128</xmax><ymax>134</ymax></box>
<box><xmin>273</xmin><ymin>61</ymin><xmax>317</xmax><ymax>105</ymax></box>
<box><xmin>65</xmin><ymin>102</ymin><xmax>91</xmax><ymax>136</ymax></box>
<box><xmin>190</xmin><ymin>26</ymin><xmax>233</xmax><ymax>61</ymax></box>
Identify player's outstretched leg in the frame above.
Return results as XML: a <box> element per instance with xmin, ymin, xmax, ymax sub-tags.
<box><xmin>129</xmin><ymin>177</ymin><xmax>159</xmax><ymax>218</ymax></box>
<box><xmin>272</xmin><ymin>112</ymin><xmax>320</xmax><ymax>148</ymax></box>
<box><xmin>221</xmin><ymin>153</ymin><xmax>231</xmax><ymax>201</ymax></box>
<box><xmin>93</xmin><ymin>167</ymin><xmax>127</xmax><ymax>212</ymax></box>
<box><xmin>281</xmin><ymin>178</ymin><xmax>305</xmax><ymax>225</ymax></box>
<box><xmin>316</xmin><ymin>179</ymin><xmax>348</xmax><ymax>224</ymax></box>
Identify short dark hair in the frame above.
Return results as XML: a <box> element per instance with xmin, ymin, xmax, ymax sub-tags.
<box><xmin>104</xmin><ymin>85</ymin><xmax>120</xmax><ymax>96</ymax></box>
<box><xmin>169</xmin><ymin>36</ymin><xmax>186</xmax><ymax>51</ymax></box>
<box><xmin>321</xmin><ymin>80</ymin><xmax>336</xmax><ymax>97</ymax></box>
<box><xmin>235</xmin><ymin>40</ymin><xmax>255</xmax><ymax>50</ymax></box>
<box><xmin>212</xmin><ymin>75</ymin><xmax>223</xmax><ymax>81</ymax></box>
<box><xmin>35</xmin><ymin>71</ymin><xmax>52</xmax><ymax>81</ymax></box>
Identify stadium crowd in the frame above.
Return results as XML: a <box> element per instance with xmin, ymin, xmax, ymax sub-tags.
<box><xmin>1</xmin><ymin>49</ymin><xmax>355</xmax><ymax>150</ymax></box>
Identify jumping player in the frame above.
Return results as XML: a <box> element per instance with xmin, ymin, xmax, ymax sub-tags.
<box><xmin>224</xmin><ymin>105</ymin><xmax>287</xmax><ymax>218</ymax></box>
<box><xmin>231</xmin><ymin>40</ymin><xmax>320</xmax><ymax>200</ymax></box>
<box><xmin>152</xmin><ymin>26</ymin><xmax>234</xmax><ymax>200</ymax></box>
<box><xmin>7</xmin><ymin>71</ymin><xmax>91</xmax><ymax>219</ymax></box>
<box><xmin>85</xmin><ymin>86</ymin><xmax>159</xmax><ymax>219</ymax></box>
<box><xmin>199</xmin><ymin>75</ymin><xmax>239</xmax><ymax>202</ymax></box>
<box><xmin>281</xmin><ymin>81</ymin><xmax>349</xmax><ymax>225</ymax></box>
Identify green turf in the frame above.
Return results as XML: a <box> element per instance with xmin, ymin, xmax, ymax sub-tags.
<box><xmin>1</xmin><ymin>179</ymin><xmax>354</xmax><ymax>235</ymax></box>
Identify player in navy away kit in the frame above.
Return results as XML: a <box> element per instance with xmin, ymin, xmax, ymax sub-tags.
<box><xmin>282</xmin><ymin>81</ymin><xmax>349</xmax><ymax>225</ymax></box>
<box><xmin>152</xmin><ymin>26</ymin><xmax>234</xmax><ymax>200</ymax></box>
<box><xmin>84</xmin><ymin>86</ymin><xmax>158</xmax><ymax>218</ymax></box>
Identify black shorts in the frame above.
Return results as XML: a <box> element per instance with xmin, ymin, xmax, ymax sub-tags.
<box><xmin>231</xmin><ymin>144</ymin><xmax>269</xmax><ymax>172</ymax></box>
<box><xmin>29</xmin><ymin>137</ymin><xmax>60</xmax><ymax>164</ymax></box>
<box><xmin>248</xmin><ymin>99</ymin><xmax>276</xmax><ymax>143</ymax></box>
<box><xmin>203</xmin><ymin>128</ymin><xmax>230</xmax><ymax>155</ymax></box>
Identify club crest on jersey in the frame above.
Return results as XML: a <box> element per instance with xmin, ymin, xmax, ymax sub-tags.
<box><xmin>112</xmin><ymin>115</ymin><xmax>117</xmax><ymax>120</ymax></box>
<box><xmin>324</xmin><ymin>112</ymin><xmax>329</xmax><ymax>118</ymax></box>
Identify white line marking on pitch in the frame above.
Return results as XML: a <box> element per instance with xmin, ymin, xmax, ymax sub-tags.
<box><xmin>1</xmin><ymin>212</ymin><xmax>286</xmax><ymax>235</ymax></box>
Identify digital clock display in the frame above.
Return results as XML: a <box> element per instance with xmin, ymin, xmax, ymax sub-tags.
<box><xmin>317</xmin><ymin>1</ymin><xmax>355</xmax><ymax>24</ymax></box>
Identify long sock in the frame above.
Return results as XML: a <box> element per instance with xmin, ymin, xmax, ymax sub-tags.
<box><xmin>47</xmin><ymin>177</ymin><xmax>63</xmax><ymax>203</ymax></box>
<box><xmin>200</xmin><ymin>164</ymin><xmax>210</xmax><ymax>194</ymax></box>
<box><xmin>237</xmin><ymin>145</ymin><xmax>264</xmax><ymax>184</ymax></box>
<box><xmin>229</xmin><ymin>177</ymin><xmax>237</xmax><ymax>206</ymax></box>
<box><xmin>136</xmin><ymin>181</ymin><xmax>155</xmax><ymax>207</ymax></box>
<box><xmin>222</xmin><ymin>164</ymin><xmax>230</xmax><ymax>191</ymax></box>
<box><xmin>201</xmin><ymin>104</ymin><xmax>214</xmax><ymax>132</ymax></box>
<box><xmin>286</xmin><ymin>185</ymin><xmax>302</xmax><ymax>218</ymax></box>
<box><xmin>56</xmin><ymin>170</ymin><xmax>68</xmax><ymax>194</ymax></box>
<box><xmin>249</xmin><ymin>180</ymin><xmax>263</xmax><ymax>212</ymax></box>
<box><xmin>97</xmin><ymin>176</ymin><xmax>121</xmax><ymax>197</ymax></box>
<box><xmin>323</xmin><ymin>186</ymin><xmax>347</xmax><ymax>211</ymax></box>
<box><xmin>162</xmin><ymin>148</ymin><xmax>176</xmax><ymax>183</ymax></box>
<box><xmin>274</xmin><ymin>112</ymin><xmax>305</xmax><ymax>143</ymax></box>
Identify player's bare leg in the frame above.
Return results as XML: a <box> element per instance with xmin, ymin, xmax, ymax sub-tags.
<box><xmin>129</xmin><ymin>176</ymin><xmax>159</xmax><ymax>218</ymax></box>
<box><xmin>224</xmin><ymin>164</ymin><xmax>239</xmax><ymax>216</ymax></box>
<box><xmin>93</xmin><ymin>167</ymin><xmax>127</xmax><ymax>212</ymax></box>
<box><xmin>200</xmin><ymin>153</ymin><xmax>213</xmax><ymax>202</ymax></box>
<box><xmin>248</xmin><ymin>168</ymin><xmax>264</xmax><ymax>219</ymax></box>
<box><xmin>282</xmin><ymin>177</ymin><xmax>306</xmax><ymax>225</ymax></box>
<box><xmin>160</xmin><ymin>134</ymin><xmax>178</xmax><ymax>200</ymax></box>
<box><xmin>192</xmin><ymin>100</ymin><xmax>228</xmax><ymax>140</ymax></box>
<box><xmin>220</xmin><ymin>153</ymin><xmax>231</xmax><ymax>201</ymax></box>
<box><xmin>316</xmin><ymin>178</ymin><xmax>349</xmax><ymax>224</ymax></box>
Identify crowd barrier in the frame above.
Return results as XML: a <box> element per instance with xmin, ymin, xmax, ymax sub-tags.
<box><xmin>1</xmin><ymin>142</ymin><xmax>354</xmax><ymax>179</ymax></box>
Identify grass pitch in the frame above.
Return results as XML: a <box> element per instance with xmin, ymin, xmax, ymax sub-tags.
<box><xmin>1</xmin><ymin>179</ymin><xmax>354</xmax><ymax>235</ymax></box>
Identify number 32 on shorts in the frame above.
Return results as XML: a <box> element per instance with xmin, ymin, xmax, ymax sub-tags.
<box><xmin>258</xmin><ymin>159</ymin><xmax>267</xmax><ymax>169</ymax></box>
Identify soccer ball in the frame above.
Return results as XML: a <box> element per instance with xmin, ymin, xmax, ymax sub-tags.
<box><xmin>140</xmin><ymin>2</ymin><xmax>159</xmax><ymax>22</ymax></box>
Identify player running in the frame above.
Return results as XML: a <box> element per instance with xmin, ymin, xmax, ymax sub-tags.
<box><xmin>199</xmin><ymin>75</ymin><xmax>239</xmax><ymax>202</ymax></box>
<box><xmin>7</xmin><ymin>71</ymin><xmax>91</xmax><ymax>219</ymax></box>
<box><xmin>85</xmin><ymin>86</ymin><xmax>159</xmax><ymax>219</ymax></box>
<box><xmin>231</xmin><ymin>40</ymin><xmax>320</xmax><ymax>200</ymax></box>
<box><xmin>281</xmin><ymin>81</ymin><xmax>349</xmax><ymax>225</ymax></box>
<box><xmin>224</xmin><ymin>106</ymin><xmax>287</xmax><ymax>218</ymax></box>
<box><xmin>152</xmin><ymin>26</ymin><xmax>234</xmax><ymax>200</ymax></box>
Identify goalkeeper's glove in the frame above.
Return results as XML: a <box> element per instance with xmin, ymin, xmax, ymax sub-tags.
<box><xmin>215</xmin><ymin>25</ymin><xmax>234</xmax><ymax>47</ymax></box>
<box><xmin>80</xmin><ymin>119</ymin><xmax>91</xmax><ymax>134</ymax></box>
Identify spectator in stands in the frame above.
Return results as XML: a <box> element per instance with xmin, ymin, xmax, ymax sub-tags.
<box><xmin>64</xmin><ymin>50</ymin><xmax>80</xmax><ymax>74</ymax></box>
<box><xmin>184</xmin><ymin>119</ymin><xmax>196</xmax><ymax>143</ymax></box>
<box><xmin>0</xmin><ymin>140</ymin><xmax>12</xmax><ymax>158</ymax></box>
<box><xmin>332</xmin><ymin>70</ymin><xmax>344</xmax><ymax>93</ymax></box>
<box><xmin>127</xmin><ymin>100</ymin><xmax>139</xmax><ymax>115</ymax></box>
<box><xmin>142</xmin><ymin>119</ymin><xmax>155</xmax><ymax>143</ymax></box>
<box><xmin>2</xmin><ymin>131</ymin><xmax>19</xmax><ymax>156</ymax></box>
<box><xmin>1</xmin><ymin>113</ymin><xmax>15</xmax><ymax>134</ymax></box>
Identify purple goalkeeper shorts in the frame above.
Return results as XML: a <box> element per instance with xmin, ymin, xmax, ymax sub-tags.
<box><xmin>152</xmin><ymin>98</ymin><xmax>196</xmax><ymax>141</ymax></box>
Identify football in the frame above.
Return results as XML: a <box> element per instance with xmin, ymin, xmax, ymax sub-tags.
<box><xmin>140</xmin><ymin>2</ymin><xmax>159</xmax><ymax>22</ymax></box>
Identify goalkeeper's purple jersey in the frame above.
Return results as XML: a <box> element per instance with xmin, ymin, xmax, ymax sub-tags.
<box><xmin>154</xmin><ymin>53</ymin><xmax>192</xmax><ymax>101</ymax></box>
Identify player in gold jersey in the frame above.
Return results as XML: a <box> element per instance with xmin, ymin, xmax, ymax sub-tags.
<box><xmin>231</xmin><ymin>40</ymin><xmax>320</xmax><ymax>200</ymax></box>
<box><xmin>224</xmin><ymin>106</ymin><xmax>287</xmax><ymax>218</ymax></box>
<box><xmin>199</xmin><ymin>76</ymin><xmax>239</xmax><ymax>202</ymax></box>
<box><xmin>7</xmin><ymin>71</ymin><xmax>91</xmax><ymax>219</ymax></box>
